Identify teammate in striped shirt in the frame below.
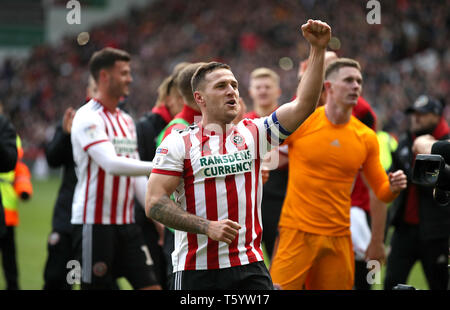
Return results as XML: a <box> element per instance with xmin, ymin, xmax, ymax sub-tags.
<box><xmin>145</xmin><ymin>19</ymin><xmax>332</xmax><ymax>289</ymax></box>
<box><xmin>71</xmin><ymin>47</ymin><xmax>160</xmax><ymax>289</ymax></box>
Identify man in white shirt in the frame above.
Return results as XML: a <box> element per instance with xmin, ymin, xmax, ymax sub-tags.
<box><xmin>71</xmin><ymin>47</ymin><xmax>160</xmax><ymax>290</ymax></box>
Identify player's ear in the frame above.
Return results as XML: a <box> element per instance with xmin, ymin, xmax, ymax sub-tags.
<box><xmin>99</xmin><ymin>69</ymin><xmax>109</xmax><ymax>85</ymax></box>
<box><xmin>194</xmin><ymin>91</ymin><xmax>205</xmax><ymax>108</ymax></box>
<box><xmin>323</xmin><ymin>80</ymin><xmax>332</xmax><ymax>93</ymax></box>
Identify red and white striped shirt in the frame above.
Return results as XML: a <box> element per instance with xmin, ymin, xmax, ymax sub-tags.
<box><xmin>152</xmin><ymin>111</ymin><xmax>290</xmax><ymax>271</ymax></box>
<box><xmin>71</xmin><ymin>99</ymin><xmax>139</xmax><ymax>225</ymax></box>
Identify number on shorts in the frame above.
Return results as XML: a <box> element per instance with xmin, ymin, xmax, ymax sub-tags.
<box><xmin>140</xmin><ymin>245</ymin><xmax>154</xmax><ymax>266</ymax></box>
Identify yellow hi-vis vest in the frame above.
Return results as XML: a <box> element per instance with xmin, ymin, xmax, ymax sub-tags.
<box><xmin>376</xmin><ymin>131</ymin><xmax>398</xmax><ymax>171</ymax></box>
<box><xmin>0</xmin><ymin>136</ymin><xmax>22</xmax><ymax>226</ymax></box>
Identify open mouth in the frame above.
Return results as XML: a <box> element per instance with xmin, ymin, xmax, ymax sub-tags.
<box><xmin>226</xmin><ymin>99</ymin><xmax>237</xmax><ymax>106</ymax></box>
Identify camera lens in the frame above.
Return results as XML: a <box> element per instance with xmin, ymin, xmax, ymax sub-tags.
<box><xmin>433</xmin><ymin>188</ymin><xmax>450</xmax><ymax>206</ymax></box>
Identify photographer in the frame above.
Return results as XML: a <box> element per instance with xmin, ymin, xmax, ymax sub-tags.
<box><xmin>384</xmin><ymin>95</ymin><xmax>450</xmax><ymax>290</ymax></box>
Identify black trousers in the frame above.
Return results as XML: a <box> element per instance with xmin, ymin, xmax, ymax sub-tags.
<box><xmin>43</xmin><ymin>229</ymin><xmax>122</xmax><ymax>290</ymax></box>
<box><xmin>384</xmin><ymin>224</ymin><xmax>449</xmax><ymax>290</ymax></box>
<box><xmin>354</xmin><ymin>260</ymin><xmax>372</xmax><ymax>290</ymax></box>
<box><xmin>261</xmin><ymin>200</ymin><xmax>282</xmax><ymax>260</ymax></box>
<box><xmin>0</xmin><ymin>226</ymin><xmax>18</xmax><ymax>290</ymax></box>
<box><xmin>72</xmin><ymin>224</ymin><xmax>159</xmax><ymax>290</ymax></box>
<box><xmin>43</xmin><ymin>230</ymin><xmax>73</xmax><ymax>290</ymax></box>
<box><xmin>0</xmin><ymin>205</ymin><xmax>6</xmax><ymax>238</ymax></box>
<box><xmin>163</xmin><ymin>227</ymin><xmax>174</xmax><ymax>289</ymax></box>
<box><xmin>135</xmin><ymin>205</ymin><xmax>168</xmax><ymax>290</ymax></box>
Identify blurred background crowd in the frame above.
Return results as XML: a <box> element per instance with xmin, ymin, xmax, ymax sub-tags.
<box><xmin>0</xmin><ymin>0</ymin><xmax>448</xmax><ymax>162</ymax></box>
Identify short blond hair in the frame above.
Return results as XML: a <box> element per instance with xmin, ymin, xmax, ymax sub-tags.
<box><xmin>325</xmin><ymin>58</ymin><xmax>361</xmax><ymax>79</ymax></box>
<box><xmin>250</xmin><ymin>67</ymin><xmax>280</xmax><ymax>85</ymax></box>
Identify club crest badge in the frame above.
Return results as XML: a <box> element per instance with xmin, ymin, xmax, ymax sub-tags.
<box><xmin>231</xmin><ymin>133</ymin><xmax>245</xmax><ymax>147</ymax></box>
<box><xmin>93</xmin><ymin>262</ymin><xmax>108</xmax><ymax>277</ymax></box>
<box><xmin>48</xmin><ymin>232</ymin><xmax>60</xmax><ymax>246</ymax></box>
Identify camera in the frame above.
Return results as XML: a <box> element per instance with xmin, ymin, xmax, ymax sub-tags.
<box><xmin>412</xmin><ymin>154</ymin><xmax>450</xmax><ymax>206</ymax></box>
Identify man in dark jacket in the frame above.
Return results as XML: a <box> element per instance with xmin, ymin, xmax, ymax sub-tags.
<box><xmin>384</xmin><ymin>95</ymin><xmax>450</xmax><ymax>290</ymax></box>
<box><xmin>134</xmin><ymin>64</ymin><xmax>187</xmax><ymax>289</ymax></box>
<box><xmin>0</xmin><ymin>114</ymin><xmax>18</xmax><ymax>238</ymax></box>
<box><xmin>43</xmin><ymin>107</ymin><xmax>78</xmax><ymax>289</ymax></box>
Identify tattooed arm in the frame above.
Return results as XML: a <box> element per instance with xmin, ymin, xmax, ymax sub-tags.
<box><xmin>145</xmin><ymin>173</ymin><xmax>241</xmax><ymax>244</ymax></box>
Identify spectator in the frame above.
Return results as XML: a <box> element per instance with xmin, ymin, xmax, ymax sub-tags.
<box><xmin>384</xmin><ymin>95</ymin><xmax>450</xmax><ymax>290</ymax></box>
<box><xmin>42</xmin><ymin>106</ymin><xmax>77</xmax><ymax>290</ymax></box>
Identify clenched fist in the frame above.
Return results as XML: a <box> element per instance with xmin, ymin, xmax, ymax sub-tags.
<box><xmin>207</xmin><ymin>219</ymin><xmax>241</xmax><ymax>244</ymax></box>
<box><xmin>389</xmin><ymin>170</ymin><xmax>407</xmax><ymax>194</ymax></box>
<box><xmin>301</xmin><ymin>19</ymin><xmax>331</xmax><ymax>49</ymax></box>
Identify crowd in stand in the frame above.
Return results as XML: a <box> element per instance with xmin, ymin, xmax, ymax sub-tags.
<box><xmin>0</xmin><ymin>0</ymin><xmax>448</xmax><ymax>158</ymax></box>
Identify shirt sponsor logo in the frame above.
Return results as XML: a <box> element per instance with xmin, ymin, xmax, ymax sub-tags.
<box><xmin>156</xmin><ymin>147</ymin><xmax>169</xmax><ymax>155</ymax></box>
<box><xmin>112</xmin><ymin>137</ymin><xmax>137</xmax><ymax>155</ymax></box>
<box><xmin>200</xmin><ymin>149</ymin><xmax>253</xmax><ymax>177</ymax></box>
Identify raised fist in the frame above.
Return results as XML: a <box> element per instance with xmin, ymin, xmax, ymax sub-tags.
<box><xmin>301</xmin><ymin>19</ymin><xmax>331</xmax><ymax>49</ymax></box>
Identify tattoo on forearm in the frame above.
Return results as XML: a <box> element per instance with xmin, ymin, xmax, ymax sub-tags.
<box><xmin>149</xmin><ymin>194</ymin><xmax>209</xmax><ymax>235</ymax></box>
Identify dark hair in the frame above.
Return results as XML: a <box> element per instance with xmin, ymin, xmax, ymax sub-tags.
<box><xmin>169</xmin><ymin>62</ymin><xmax>192</xmax><ymax>95</ymax></box>
<box><xmin>325</xmin><ymin>58</ymin><xmax>361</xmax><ymax>79</ymax></box>
<box><xmin>154</xmin><ymin>75</ymin><xmax>173</xmax><ymax>107</ymax></box>
<box><xmin>191</xmin><ymin>62</ymin><xmax>231</xmax><ymax>92</ymax></box>
<box><xmin>176</xmin><ymin>62</ymin><xmax>206</xmax><ymax>104</ymax></box>
<box><xmin>154</xmin><ymin>63</ymin><xmax>192</xmax><ymax>108</ymax></box>
<box><xmin>89</xmin><ymin>47</ymin><xmax>131</xmax><ymax>82</ymax></box>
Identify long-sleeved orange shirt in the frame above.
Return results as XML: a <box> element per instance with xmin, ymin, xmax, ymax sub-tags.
<box><xmin>280</xmin><ymin>106</ymin><xmax>396</xmax><ymax>236</ymax></box>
